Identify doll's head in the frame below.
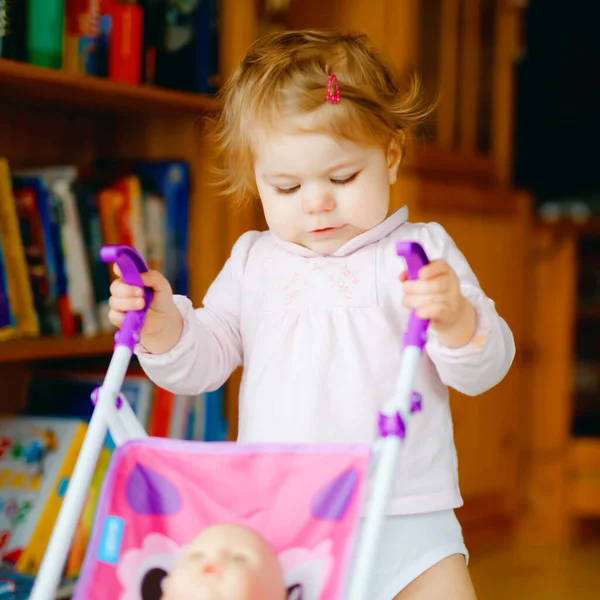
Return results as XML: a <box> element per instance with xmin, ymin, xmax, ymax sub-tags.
<box><xmin>160</xmin><ymin>523</ymin><xmax>286</xmax><ymax>600</ymax></box>
<box><xmin>210</xmin><ymin>29</ymin><xmax>432</xmax><ymax>254</ymax></box>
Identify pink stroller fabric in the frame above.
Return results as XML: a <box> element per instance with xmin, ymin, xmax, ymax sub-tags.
<box><xmin>74</xmin><ymin>438</ymin><xmax>370</xmax><ymax>600</ymax></box>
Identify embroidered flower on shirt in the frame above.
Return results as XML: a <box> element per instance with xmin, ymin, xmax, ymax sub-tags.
<box><xmin>283</xmin><ymin>272</ymin><xmax>309</xmax><ymax>303</ymax></box>
<box><xmin>282</xmin><ymin>261</ymin><xmax>360</xmax><ymax>304</ymax></box>
<box><xmin>328</xmin><ymin>266</ymin><xmax>360</xmax><ymax>301</ymax></box>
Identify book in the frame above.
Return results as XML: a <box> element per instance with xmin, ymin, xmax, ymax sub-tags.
<box><xmin>12</xmin><ymin>173</ymin><xmax>71</xmax><ymax>336</ymax></box>
<box><xmin>0</xmin><ymin>158</ymin><xmax>39</xmax><ymax>338</ymax></box>
<box><xmin>18</xmin><ymin>166</ymin><xmax>98</xmax><ymax>337</ymax></box>
<box><xmin>107</xmin><ymin>0</ymin><xmax>143</xmax><ymax>84</ymax></box>
<box><xmin>156</xmin><ymin>0</ymin><xmax>219</xmax><ymax>94</ymax></box>
<box><xmin>136</xmin><ymin>161</ymin><xmax>190</xmax><ymax>295</ymax></box>
<box><xmin>74</xmin><ymin>181</ymin><xmax>112</xmax><ymax>333</ymax></box>
<box><xmin>0</xmin><ymin>228</ymin><xmax>16</xmax><ymax>341</ymax></box>
<box><xmin>0</xmin><ymin>416</ymin><xmax>87</xmax><ymax>575</ymax></box>
<box><xmin>26</xmin><ymin>0</ymin><xmax>64</xmax><ymax>69</ymax></box>
<box><xmin>0</xmin><ymin>0</ymin><xmax>27</xmax><ymax>61</ymax></box>
<box><xmin>63</xmin><ymin>0</ymin><xmax>101</xmax><ymax>74</ymax></box>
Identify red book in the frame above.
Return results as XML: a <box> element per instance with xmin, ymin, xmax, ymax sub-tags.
<box><xmin>108</xmin><ymin>2</ymin><xmax>143</xmax><ymax>84</ymax></box>
<box><xmin>147</xmin><ymin>387</ymin><xmax>175</xmax><ymax>438</ymax></box>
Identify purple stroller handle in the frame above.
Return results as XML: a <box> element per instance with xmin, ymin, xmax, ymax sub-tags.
<box><xmin>396</xmin><ymin>241</ymin><xmax>430</xmax><ymax>350</ymax></box>
<box><xmin>100</xmin><ymin>245</ymin><xmax>154</xmax><ymax>351</ymax></box>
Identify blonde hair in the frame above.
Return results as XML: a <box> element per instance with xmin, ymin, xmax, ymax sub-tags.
<box><xmin>209</xmin><ymin>29</ymin><xmax>431</xmax><ymax>208</ymax></box>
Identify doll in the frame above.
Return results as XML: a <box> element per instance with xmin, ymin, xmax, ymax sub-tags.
<box><xmin>161</xmin><ymin>523</ymin><xmax>286</xmax><ymax>600</ymax></box>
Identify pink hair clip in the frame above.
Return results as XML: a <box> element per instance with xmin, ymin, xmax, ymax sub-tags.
<box><xmin>326</xmin><ymin>73</ymin><xmax>341</xmax><ymax>104</ymax></box>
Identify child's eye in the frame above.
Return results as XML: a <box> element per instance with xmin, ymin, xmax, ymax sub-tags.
<box><xmin>331</xmin><ymin>172</ymin><xmax>359</xmax><ymax>186</ymax></box>
<box><xmin>275</xmin><ymin>184</ymin><xmax>300</xmax><ymax>195</ymax></box>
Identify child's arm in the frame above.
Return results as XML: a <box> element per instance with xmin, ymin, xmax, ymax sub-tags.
<box><xmin>135</xmin><ymin>231</ymin><xmax>260</xmax><ymax>395</ymax></box>
<box><xmin>404</xmin><ymin>223</ymin><xmax>515</xmax><ymax>397</ymax></box>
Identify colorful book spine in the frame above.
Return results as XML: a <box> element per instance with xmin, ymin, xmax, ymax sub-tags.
<box><xmin>0</xmin><ymin>159</ymin><xmax>39</xmax><ymax>338</ymax></box>
<box><xmin>140</xmin><ymin>0</ymin><xmax>165</xmax><ymax>85</ymax></box>
<box><xmin>156</xmin><ymin>0</ymin><xmax>219</xmax><ymax>94</ymax></box>
<box><xmin>12</xmin><ymin>184</ymin><xmax>59</xmax><ymax>336</ymax></box>
<box><xmin>0</xmin><ymin>0</ymin><xmax>28</xmax><ymax>61</ymax></box>
<box><xmin>135</xmin><ymin>161</ymin><xmax>190</xmax><ymax>295</ymax></box>
<box><xmin>26</xmin><ymin>0</ymin><xmax>64</xmax><ymax>69</ymax></box>
<box><xmin>64</xmin><ymin>0</ymin><xmax>101</xmax><ymax>74</ymax></box>
<box><xmin>108</xmin><ymin>0</ymin><xmax>143</xmax><ymax>84</ymax></box>
<box><xmin>15</xmin><ymin>420</ymin><xmax>88</xmax><ymax>574</ymax></box>
<box><xmin>0</xmin><ymin>229</ymin><xmax>16</xmax><ymax>341</ymax></box>
<box><xmin>64</xmin><ymin>445</ymin><xmax>111</xmax><ymax>578</ymax></box>
<box><xmin>75</xmin><ymin>183</ymin><xmax>112</xmax><ymax>333</ymax></box>
<box><xmin>15</xmin><ymin>167</ymin><xmax>78</xmax><ymax>337</ymax></box>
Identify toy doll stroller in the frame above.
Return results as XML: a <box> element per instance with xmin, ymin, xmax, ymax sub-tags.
<box><xmin>29</xmin><ymin>241</ymin><xmax>431</xmax><ymax>600</ymax></box>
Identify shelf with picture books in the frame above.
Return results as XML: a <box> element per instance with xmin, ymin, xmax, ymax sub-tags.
<box><xmin>0</xmin><ymin>158</ymin><xmax>192</xmax><ymax>363</ymax></box>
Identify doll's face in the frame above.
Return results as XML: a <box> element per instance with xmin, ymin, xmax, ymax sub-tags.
<box><xmin>161</xmin><ymin>524</ymin><xmax>286</xmax><ymax>600</ymax></box>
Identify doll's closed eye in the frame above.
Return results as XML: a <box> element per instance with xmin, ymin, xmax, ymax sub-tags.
<box><xmin>230</xmin><ymin>552</ymin><xmax>249</xmax><ymax>564</ymax></box>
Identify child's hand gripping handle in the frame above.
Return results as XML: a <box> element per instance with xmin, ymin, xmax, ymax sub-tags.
<box><xmin>100</xmin><ymin>245</ymin><xmax>154</xmax><ymax>351</ymax></box>
<box><xmin>396</xmin><ymin>241</ymin><xmax>430</xmax><ymax>350</ymax></box>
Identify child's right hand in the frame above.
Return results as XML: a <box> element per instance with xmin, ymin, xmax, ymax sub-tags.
<box><xmin>108</xmin><ymin>264</ymin><xmax>183</xmax><ymax>353</ymax></box>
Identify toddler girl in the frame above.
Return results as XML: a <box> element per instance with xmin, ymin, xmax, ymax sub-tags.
<box><xmin>109</xmin><ymin>29</ymin><xmax>514</xmax><ymax>600</ymax></box>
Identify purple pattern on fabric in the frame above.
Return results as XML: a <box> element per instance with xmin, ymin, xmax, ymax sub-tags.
<box><xmin>311</xmin><ymin>468</ymin><xmax>359</xmax><ymax>521</ymax></box>
<box><xmin>378</xmin><ymin>412</ymin><xmax>406</xmax><ymax>439</ymax></box>
<box><xmin>410</xmin><ymin>392</ymin><xmax>422</xmax><ymax>413</ymax></box>
<box><xmin>125</xmin><ymin>463</ymin><xmax>182</xmax><ymax>516</ymax></box>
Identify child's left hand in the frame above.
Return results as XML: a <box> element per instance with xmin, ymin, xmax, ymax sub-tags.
<box><xmin>400</xmin><ymin>259</ymin><xmax>477</xmax><ymax>348</ymax></box>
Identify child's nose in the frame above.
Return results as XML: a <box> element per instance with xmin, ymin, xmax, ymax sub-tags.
<box><xmin>303</xmin><ymin>191</ymin><xmax>335</xmax><ymax>214</ymax></box>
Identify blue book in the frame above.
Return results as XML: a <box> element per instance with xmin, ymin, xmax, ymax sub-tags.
<box><xmin>156</xmin><ymin>0</ymin><xmax>219</xmax><ymax>94</ymax></box>
<box><xmin>74</xmin><ymin>182</ymin><xmax>111</xmax><ymax>331</ymax></box>
<box><xmin>25</xmin><ymin>373</ymin><xmax>154</xmax><ymax>449</ymax></box>
<box><xmin>0</xmin><ymin>229</ymin><xmax>16</xmax><ymax>334</ymax></box>
<box><xmin>12</xmin><ymin>176</ymin><xmax>65</xmax><ymax>335</ymax></box>
<box><xmin>204</xmin><ymin>387</ymin><xmax>228</xmax><ymax>442</ymax></box>
<box><xmin>135</xmin><ymin>161</ymin><xmax>190</xmax><ymax>295</ymax></box>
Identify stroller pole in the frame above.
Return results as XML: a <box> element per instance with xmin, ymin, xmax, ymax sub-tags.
<box><xmin>29</xmin><ymin>246</ymin><xmax>153</xmax><ymax>600</ymax></box>
<box><xmin>348</xmin><ymin>242</ymin><xmax>430</xmax><ymax>600</ymax></box>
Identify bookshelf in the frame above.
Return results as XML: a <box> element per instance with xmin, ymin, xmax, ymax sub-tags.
<box><xmin>0</xmin><ymin>334</ymin><xmax>115</xmax><ymax>363</ymax></box>
<box><xmin>0</xmin><ymin>58</ymin><xmax>219</xmax><ymax>115</ymax></box>
<box><xmin>0</xmin><ymin>65</ymin><xmax>221</xmax><ymax>352</ymax></box>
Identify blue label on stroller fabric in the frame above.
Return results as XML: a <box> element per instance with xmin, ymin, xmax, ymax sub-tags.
<box><xmin>97</xmin><ymin>516</ymin><xmax>125</xmax><ymax>564</ymax></box>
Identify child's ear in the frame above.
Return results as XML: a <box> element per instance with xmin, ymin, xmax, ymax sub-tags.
<box><xmin>387</xmin><ymin>133</ymin><xmax>405</xmax><ymax>185</ymax></box>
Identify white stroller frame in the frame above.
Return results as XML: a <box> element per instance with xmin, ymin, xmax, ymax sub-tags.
<box><xmin>29</xmin><ymin>241</ymin><xmax>431</xmax><ymax>600</ymax></box>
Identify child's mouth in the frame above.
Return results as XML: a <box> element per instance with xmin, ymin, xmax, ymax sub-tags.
<box><xmin>310</xmin><ymin>225</ymin><xmax>345</xmax><ymax>236</ymax></box>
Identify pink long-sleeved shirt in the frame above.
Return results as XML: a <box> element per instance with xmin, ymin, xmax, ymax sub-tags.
<box><xmin>136</xmin><ymin>207</ymin><xmax>515</xmax><ymax>515</ymax></box>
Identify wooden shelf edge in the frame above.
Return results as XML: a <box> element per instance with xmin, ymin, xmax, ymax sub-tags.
<box><xmin>567</xmin><ymin>438</ymin><xmax>600</xmax><ymax>516</ymax></box>
<box><xmin>0</xmin><ymin>334</ymin><xmax>116</xmax><ymax>363</ymax></box>
<box><xmin>0</xmin><ymin>59</ymin><xmax>219</xmax><ymax>115</ymax></box>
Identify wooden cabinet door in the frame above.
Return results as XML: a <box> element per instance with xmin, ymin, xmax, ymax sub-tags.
<box><xmin>395</xmin><ymin>175</ymin><xmax>530</xmax><ymax>528</ymax></box>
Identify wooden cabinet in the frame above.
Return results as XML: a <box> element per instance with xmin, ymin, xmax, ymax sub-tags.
<box><xmin>519</xmin><ymin>222</ymin><xmax>600</xmax><ymax>543</ymax></box>
<box><xmin>390</xmin><ymin>176</ymin><xmax>530</xmax><ymax>541</ymax></box>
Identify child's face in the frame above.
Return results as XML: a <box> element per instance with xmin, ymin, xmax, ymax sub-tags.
<box><xmin>254</xmin><ymin>112</ymin><xmax>402</xmax><ymax>254</ymax></box>
<box><xmin>161</xmin><ymin>524</ymin><xmax>285</xmax><ymax>600</ymax></box>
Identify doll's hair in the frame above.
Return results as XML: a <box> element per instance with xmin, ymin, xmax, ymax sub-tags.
<box><xmin>209</xmin><ymin>29</ymin><xmax>432</xmax><ymax>208</ymax></box>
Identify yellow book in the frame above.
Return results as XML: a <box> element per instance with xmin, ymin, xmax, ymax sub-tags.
<box><xmin>64</xmin><ymin>445</ymin><xmax>112</xmax><ymax>578</ymax></box>
<box><xmin>0</xmin><ymin>417</ymin><xmax>88</xmax><ymax>575</ymax></box>
<box><xmin>14</xmin><ymin>419</ymin><xmax>87</xmax><ymax>575</ymax></box>
<box><xmin>0</xmin><ymin>158</ymin><xmax>40</xmax><ymax>337</ymax></box>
